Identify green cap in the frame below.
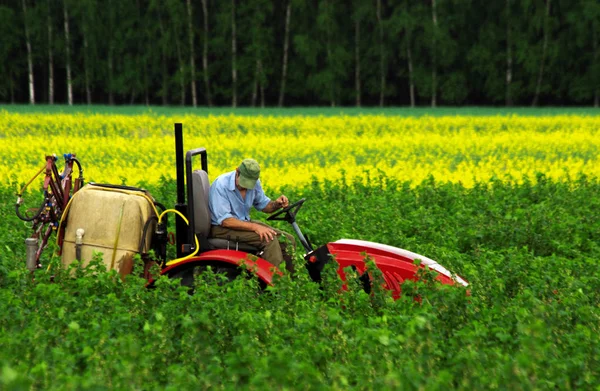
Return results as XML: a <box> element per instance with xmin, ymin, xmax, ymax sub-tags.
<box><xmin>238</xmin><ymin>159</ymin><xmax>260</xmax><ymax>189</ymax></box>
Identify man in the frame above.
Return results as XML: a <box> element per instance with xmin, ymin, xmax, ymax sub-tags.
<box><xmin>209</xmin><ymin>158</ymin><xmax>295</xmax><ymax>272</ymax></box>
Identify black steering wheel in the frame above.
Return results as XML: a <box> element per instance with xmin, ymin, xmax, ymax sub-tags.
<box><xmin>266</xmin><ymin>198</ymin><xmax>306</xmax><ymax>223</ymax></box>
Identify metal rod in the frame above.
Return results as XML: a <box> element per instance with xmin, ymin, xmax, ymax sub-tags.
<box><xmin>185</xmin><ymin>148</ymin><xmax>207</xmax><ymax>253</ymax></box>
<box><xmin>174</xmin><ymin>123</ymin><xmax>187</xmax><ymax>258</ymax></box>
<box><xmin>291</xmin><ymin>221</ymin><xmax>313</xmax><ymax>253</ymax></box>
<box><xmin>175</xmin><ymin>123</ymin><xmax>185</xmax><ymax>205</ymax></box>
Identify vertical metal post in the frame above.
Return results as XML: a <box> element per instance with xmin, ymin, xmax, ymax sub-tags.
<box><xmin>174</xmin><ymin>123</ymin><xmax>188</xmax><ymax>258</ymax></box>
<box><xmin>25</xmin><ymin>238</ymin><xmax>38</xmax><ymax>271</ymax></box>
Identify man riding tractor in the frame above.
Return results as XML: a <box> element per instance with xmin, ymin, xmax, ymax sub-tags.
<box><xmin>208</xmin><ymin>159</ymin><xmax>296</xmax><ymax>274</ymax></box>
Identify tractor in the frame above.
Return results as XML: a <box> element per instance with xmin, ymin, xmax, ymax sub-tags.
<box><xmin>16</xmin><ymin>123</ymin><xmax>468</xmax><ymax>296</ymax></box>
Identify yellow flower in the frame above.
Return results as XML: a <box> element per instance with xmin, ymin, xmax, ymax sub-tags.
<box><xmin>1</xmin><ymin>112</ymin><xmax>598</xmax><ymax>190</ymax></box>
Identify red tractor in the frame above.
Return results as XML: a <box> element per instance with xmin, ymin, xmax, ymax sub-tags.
<box><xmin>17</xmin><ymin>123</ymin><xmax>468</xmax><ymax>297</ymax></box>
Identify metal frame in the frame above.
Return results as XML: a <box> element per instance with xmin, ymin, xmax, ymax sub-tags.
<box><xmin>174</xmin><ymin>123</ymin><xmax>207</xmax><ymax>258</ymax></box>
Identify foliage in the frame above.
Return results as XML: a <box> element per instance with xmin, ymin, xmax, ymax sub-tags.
<box><xmin>1</xmin><ymin>172</ymin><xmax>599</xmax><ymax>389</ymax></box>
<box><xmin>1</xmin><ymin>0</ymin><xmax>599</xmax><ymax>106</ymax></box>
<box><xmin>0</xmin><ymin>111</ymin><xmax>599</xmax><ymax>388</ymax></box>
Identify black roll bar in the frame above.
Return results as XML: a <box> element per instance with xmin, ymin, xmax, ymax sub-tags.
<box><xmin>174</xmin><ymin>123</ymin><xmax>187</xmax><ymax>258</ymax></box>
<box><xmin>174</xmin><ymin>123</ymin><xmax>208</xmax><ymax>257</ymax></box>
<box><xmin>185</xmin><ymin>147</ymin><xmax>208</xmax><ymax>254</ymax></box>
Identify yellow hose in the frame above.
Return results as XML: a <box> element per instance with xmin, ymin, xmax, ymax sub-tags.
<box><xmin>17</xmin><ymin>165</ymin><xmax>46</xmax><ymax>196</ymax></box>
<box><xmin>160</xmin><ymin>209</ymin><xmax>200</xmax><ymax>266</ymax></box>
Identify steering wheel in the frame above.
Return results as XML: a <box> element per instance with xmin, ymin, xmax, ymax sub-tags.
<box><xmin>267</xmin><ymin>198</ymin><xmax>306</xmax><ymax>223</ymax></box>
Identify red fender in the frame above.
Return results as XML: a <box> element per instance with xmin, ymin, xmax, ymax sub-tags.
<box><xmin>327</xmin><ymin>239</ymin><xmax>468</xmax><ymax>299</ymax></box>
<box><xmin>159</xmin><ymin>249</ymin><xmax>280</xmax><ymax>286</ymax></box>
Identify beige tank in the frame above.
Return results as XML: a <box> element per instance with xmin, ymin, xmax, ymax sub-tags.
<box><xmin>61</xmin><ymin>184</ymin><xmax>156</xmax><ymax>273</ymax></box>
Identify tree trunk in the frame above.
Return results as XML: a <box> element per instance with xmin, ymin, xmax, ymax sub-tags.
<box><xmin>355</xmin><ymin>17</ymin><xmax>361</xmax><ymax>107</ymax></box>
<box><xmin>431</xmin><ymin>0</ymin><xmax>437</xmax><ymax>108</ymax></box>
<box><xmin>47</xmin><ymin>0</ymin><xmax>54</xmax><ymax>104</ymax></box>
<box><xmin>139</xmin><ymin>0</ymin><xmax>149</xmax><ymax>106</ymax></box>
<box><xmin>505</xmin><ymin>0</ymin><xmax>513</xmax><ymax>106</ymax></box>
<box><xmin>327</xmin><ymin>41</ymin><xmax>334</xmax><ymax>107</ymax></box>
<box><xmin>407</xmin><ymin>43</ymin><xmax>415</xmax><ymax>107</ymax></box>
<box><xmin>325</xmin><ymin>0</ymin><xmax>334</xmax><ymax>107</ymax></box>
<box><xmin>278</xmin><ymin>0</ymin><xmax>291</xmax><ymax>107</ymax></box>
<box><xmin>252</xmin><ymin>60</ymin><xmax>258</xmax><ymax>107</ymax></box>
<box><xmin>82</xmin><ymin>7</ymin><xmax>91</xmax><ymax>105</ymax></box>
<box><xmin>161</xmin><ymin>55</ymin><xmax>168</xmax><ymax>105</ymax></box>
<box><xmin>10</xmin><ymin>72</ymin><xmax>15</xmax><ymax>103</ymax></box>
<box><xmin>200</xmin><ymin>0</ymin><xmax>212</xmax><ymax>106</ymax></box>
<box><xmin>186</xmin><ymin>0</ymin><xmax>197</xmax><ymax>107</ymax></box>
<box><xmin>593</xmin><ymin>23</ymin><xmax>598</xmax><ymax>108</ymax></box>
<box><xmin>176</xmin><ymin>39</ymin><xmax>186</xmax><ymax>106</ymax></box>
<box><xmin>64</xmin><ymin>0</ymin><xmax>73</xmax><ymax>105</ymax></box>
<box><xmin>231</xmin><ymin>0</ymin><xmax>237</xmax><ymax>108</ymax></box>
<box><xmin>252</xmin><ymin>59</ymin><xmax>265</xmax><ymax>108</ymax></box>
<box><xmin>157</xmin><ymin>6</ymin><xmax>168</xmax><ymax>105</ymax></box>
<box><xmin>107</xmin><ymin>0</ymin><xmax>114</xmax><ymax>105</ymax></box>
<box><xmin>376</xmin><ymin>0</ymin><xmax>385</xmax><ymax>107</ymax></box>
<box><xmin>22</xmin><ymin>0</ymin><xmax>35</xmax><ymax>104</ymax></box>
<box><xmin>532</xmin><ymin>0</ymin><xmax>551</xmax><ymax>107</ymax></box>
<box><xmin>108</xmin><ymin>51</ymin><xmax>114</xmax><ymax>104</ymax></box>
<box><xmin>259</xmin><ymin>60</ymin><xmax>265</xmax><ymax>108</ymax></box>
<box><xmin>83</xmin><ymin>32</ymin><xmax>91</xmax><ymax>104</ymax></box>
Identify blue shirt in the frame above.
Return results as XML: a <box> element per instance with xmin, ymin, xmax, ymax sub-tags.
<box><xmin>209</xmin><ymin>170</ymin><xmax>271</xmax><ymax>226</ymax></box>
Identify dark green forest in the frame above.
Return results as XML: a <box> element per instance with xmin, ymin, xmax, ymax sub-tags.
<box><xmin>1</xmin><ymin>0</ymin><xmax>599</xmax><ymax>107</ymax></box>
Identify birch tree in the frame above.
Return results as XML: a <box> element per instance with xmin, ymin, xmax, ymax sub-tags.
<box><xmin>231</xmin><ymin>0</ymin><xmax>237</xmax><ymax>108</ymax></box>
<box><xmin>595</xmin><ymin>24</ymin><xmax>599</xmax><ymax>107</ymax></box>
<box><xmin>391</xmin><ymin>1</ymin><xmax>417</xmax><ymax>107</ymax></box>
<box><xmin>107</xmin><ymin>0</ymin><xmax>115</xmax><ymax>104</ymax></box>
<box><xmin>166</xmin><ymin>0</ymin><xmax>187</xmax><ymax>105</ymax></box>
<box><xmin>353</xmin><ymin>0</ymin><xmax>370</xmax><ymax>107</ymax></box>
<box><xmin>150</xmin><ymin>0</ymin><xmax>167</xmax><ymax>105</ymax></box>
<box><xmin>47</xmin><ymin>0</ymin><xmax>54</xmax><ymax>104</ymax></box>
<box><xmin>505</xmin><ymin>0</ymin><xmax>513</xmax><ymax>106</ymax></box>
<box><xmin>376</xmin><ymin>0</ymin><xmax>386</xmax><ymax>106</ymax></box>
<box><xmin>63</xmin><ymin>0</ymin><xmax>73</xmax><ymax>105</ymax></box>
<box><xmin>22</xmin><ymin>0</ymin><xmax>35</xmax><ymax>104</ymax></box>
<box><xmin>0</xmin><ymin>6</ymin><xmax>19</xmax><ymax>102</ymax></box>
<box><xmin>246</xmin><ymin>0</ymin><xmax>271</xmax><ymax>107</ymax></box>
<box><xmin>77</xmin><ymin>0</ymin><xmax>96</xmax><ymax>104</ymax></box>
<box><xmin>278</xmin><ymin>0</ymin><xmax>291</xmax><ymax>107</ymax></box>
<box><xmin>200</xmin><ymin>0</ymin><xmax>212</xmax><ymax>106</ymax></box>
<box><xmin>186</xmin><ymin>0</ymin><xmax>197</xmax><ymax>107</ymax></box>
<box><xmin>431</xmin><ymin>0</ymin><xmax>438</xmax><ymax>107</ymax></box>
<box><xmin>531</xmin><ymin>0</ymin><xmax>551</xmax><ymax>107</ymax></box>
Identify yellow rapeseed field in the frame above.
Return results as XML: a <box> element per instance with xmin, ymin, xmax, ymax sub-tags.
<box><xmin>1</xmin><ymin>112</ymin><xmax>599</xmax><ymax>190</ymax></box>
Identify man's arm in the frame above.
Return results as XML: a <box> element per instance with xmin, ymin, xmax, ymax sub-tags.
<box><xmin>262</xmin><ymin>195</ymin><xmax>289</xmax><ymax>213</ymax></box>
<box><xmin>221</xmin><ymin>217</ymin><xmax>277</xmax><ymax>242</ymax></box>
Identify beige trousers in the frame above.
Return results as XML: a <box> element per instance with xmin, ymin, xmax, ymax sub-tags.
<box><xmin>210</xmin><ymin>221</ymin><xmax>296</xmax><ymax>273</ymax></box>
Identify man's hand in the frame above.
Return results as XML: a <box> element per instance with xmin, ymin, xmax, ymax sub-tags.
<box><xmin>262</xmin><ymin>195</ymin><xmax>290</xmax><ymax>213</ymax></box>
<box><xmin>254</xmin><ymin>223</ymin><xmax>278</xmax><ymax>243</ymax></box>
<box><xmin>275</xmin><ymin>195</ymin><xmax>289</xmax><ymax>209</ymax></box>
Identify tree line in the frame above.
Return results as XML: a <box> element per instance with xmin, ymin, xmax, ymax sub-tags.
<box><xmin>1</xmin><ymin>0</ymin><xmax>599</xmax><ymax>107</ymax></box>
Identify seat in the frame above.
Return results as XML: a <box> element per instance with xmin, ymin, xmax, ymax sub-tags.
<box><xmin>191</xmin><ymin>170</ymin><xmax>260</xmax><ymax>253</ymax></box>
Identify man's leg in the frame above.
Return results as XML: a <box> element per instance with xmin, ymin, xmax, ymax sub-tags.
<box><xmin>251</xmin><ymin>221</ymin><xmax>296</xmax><ymax>274</ymax></box>
<box><xmin>210</xmin><ymin>225</ymin><xmax>284</xmax><ymax>268</ymax></box>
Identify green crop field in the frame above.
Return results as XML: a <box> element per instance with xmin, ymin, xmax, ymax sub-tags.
<box><xmin>1</xmin><ymin>108</ymin><xmax>599</xmax><ymax>389</ymax></box>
